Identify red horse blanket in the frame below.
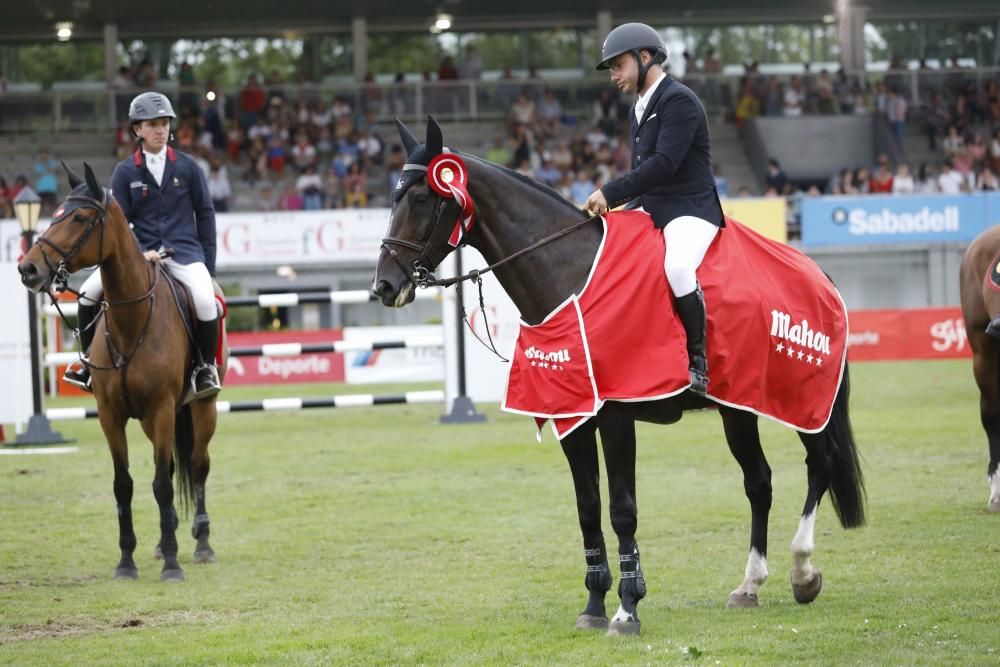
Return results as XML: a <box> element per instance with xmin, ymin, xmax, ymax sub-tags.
<box><xmin>501</xmin><ymin>211</ymin><xmax>848</xmax><ymax>439</ymax></box>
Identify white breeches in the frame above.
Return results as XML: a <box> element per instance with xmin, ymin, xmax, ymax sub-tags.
<box><xmin>79</xmin><ymin>258</ymin><xmax>218</xmax><ymax>321</ymax></box>
<box><xmin>663</xmin><ymin>215</ymin><xmax>719</xmax><ymax>297</ymax></box>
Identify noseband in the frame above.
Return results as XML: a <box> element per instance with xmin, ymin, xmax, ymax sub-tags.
<box><xmin>35</xmin><ymin>190</ymin><xmax>109</xmax><ymax>292</ymax></box>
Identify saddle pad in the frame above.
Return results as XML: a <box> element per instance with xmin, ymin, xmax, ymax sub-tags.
<box><xmin>501</xmin><ymin>211</ymin><xmax>848</xmax><ymax>439</ymax></box>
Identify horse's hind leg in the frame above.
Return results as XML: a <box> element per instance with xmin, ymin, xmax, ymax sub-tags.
<box><xmin>561</xmin><ymin>422</ymin><xmax>612</xmax><ymax>631</ymax></box>
<box><xmin>596</xmin><ymin>404</ymin><xmax>644</xmax><ymax>636</ymax></box>
<box><xmin>790</xmin><ymin>431</ymin><xmax>829</xmax><ymax>603</ymax></box>
<box><xmin>141</xmin><ymin>406</ymin><xmax>184</xmax><ymax>582</ymax></box>
<box><xmin>971</xmin><ymin>336</ymin><xmax>1000</xmax><ymax>512</ymax></box>
<box><xmin>98</xmin><ymin>410</ymin><xmax>138</xmax><ymax>579</ymax></box>
<box><xmin>719</xmin><ymin>407</ymin><xmax>771</xmax><ymax>609</ymax></box>
<box><xmin>189</xmin><ymin>402</ymin><xmax>218</xmax><ymax>563</ymax></box>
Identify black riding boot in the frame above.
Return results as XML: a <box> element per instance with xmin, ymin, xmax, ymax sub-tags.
<box><xmin>63</xmin><ymin>302</ymin><xmax>99</xmax><ymax>392</ymax></box>
<box><xmin>675</xmin><ymin>286</ymin><xmax>709</xmax><ymax>396</ymax></box>
<box><xmin>192</xmin><ymin>318</ymin><xmax>221</xmax><ymax>400</ymax></box>
<box><xmin>987</xmin><ymin>315</ymin><xmax>1000</xmax><ymax>339</ymax></box>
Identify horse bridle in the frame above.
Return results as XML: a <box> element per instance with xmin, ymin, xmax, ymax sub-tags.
<box><xmin>35</xmin><ymin>190</ymin><xmax>109</xmax><ymax>293</ymax></box>
<box><xmin>380</xmin><ymin>167</ymin><xmax>465</xmax><ymax>290</ymax></box>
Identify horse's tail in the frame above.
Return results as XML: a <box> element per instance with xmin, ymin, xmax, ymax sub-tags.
<box><xmin>174</xmin><ymin>405</ymin><xmax>196</xmax><ymax>515</ymax></box>
<box><xmin>823</xmin><ymin>361</ymin><xmax>866</xmax><ymax>528</ymax></box>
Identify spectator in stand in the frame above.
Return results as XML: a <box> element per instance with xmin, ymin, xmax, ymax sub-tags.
<box><xmin>872</xmin><ymin>80</ymin><xmax>888</xmax><ymax>116</ymax></box>
<box><xmin>438</xmin><ymin>56</ymin><xmax>459</xmax><ymax>81</ymax></box>
<box><xmin>765</xmin><ymin>158</ymin><xmax>788</xmax><ymax>195</ymax></box>
<box><xmin>265</xmin><ymin>69</ymin><xmax>286</xmax><ymax>104</ymax></box>
<box><xmin>801</xmin><ymin>63</ymin><xmax>818</xmax><ymax>113</ymax></box>
<box><xmin>734</xmin><ymin>82</ymin><xmax>760</xmax><ymax>131</ymax></box>
<box><xmin>713</xmin><ymin>163</ymin><xmax>728</xmax><ymax>198</ymax></box>
<box><xmin>942</xmin><ymin>125</ymin><xmax>965</xmax><ymax>160</ymax></box>
<box><xmin>925</xmin><ymin>93</ymin><xmax>951</xmax><ymax>150</ymax></box>
<box><xmin>762</xmin><ymin>77</ymin><xmax>783</xmax><ymax>116</ymax></box>
<box><xmin>256</xmin><ymin>184</ymin><xmax>276</xmax><ymax>211</ymax></box>
<box><xmin>485</xmin><ymin>136</ymin><xmax>512</xmax><ymax>166</ymax></box>
<box><xmin>458</xmin><ymin>44</ymin><xmax>483</xmax><ymax>80</ymax></box>
<box><xmin>976</xmin><ymin>165</ymin><xmax>999</xmax><ymax>191</ymax></box>
<box><xmin>869</xmin><ymin>155</ymin><xmax>894</xmax><ymax>193</ymax></box>
<box><xmin>266</xmin><ymin>135</ymin><xmax>287</xmax><ymax>175</ymax></box>
<box><xmin>0</xmin><ymin>175</ymin><xmax>12</xmax><ymax>218</ymax></box>
<box><xmin>592</xmin><ymin>89</ymin><xmax>621</xmax><ymax>137</ymax></box>
<box><xmin>315</xmin><ymin>126</ymin><xmax>334</xmax><ymax>165</ymax></box>
<box><xmin>551</xmin><ymin>140</ymin><xmax>574</xmax><ymax>173</ymax></box>
<box><xmin>239</xmin><ymin>74</ymin><xmax>267</xmax><ymax>130</ymax></box>
<box><xmin>385</xmin><ymin>144</ymin><xmax>405</xmax><ymax>196</ymax></box>
<box><xmin>10</xmin><ymin>174</ymin><xmax>28</xmax><ymax>200</ymax></box>
<box><xmin>296</xmin><ymin>165</ymin><xmax>324</xmax><ymax>210</ymax></box>
<box><xmin>816</xmin><ymin>69</ymin><xmax>835</xmax><ymax>114</ymax></box>
<box><xmin>783</xmin><ymin>76</ymin><xmax>804</xmax><ymax>116</ymax></box>
<box><xmin>537</xmin><ymin>89</ymin><xmax>564</xmax><ymax>138</ymax></box>
<box><xmin>290</xmin><ymin>131</ymin><xmax>317</xmax><ymax>171</ymax></box>
<box><xmin>990</xmin><ymin>128</ymin><xmax>1000</xmax><ymax>174</ymax></box>
<box><xmin>511</xmin><ymin>123</ymin><xmax>535</xmax><ymax>169</ymax></box>
<box><xmin>509</xmin><ymin>92</ymin><xmax>537</xmax><ymax>134</ymax></box>
<box><xmin>175</xmin><ymin>120</ymin><xmax>195</xmax><ymax>152</ymax></box>
<box><xmin>534</xmin><ymin>156</ymin><xmax>562</xmax><ymax>187</ymax></box>
<box><xmin>278</xmin><ymin>182</ymin><xmax>303</xmax><ymax>210</ymax></box>
<box><xmin>701</xmin><ymin>48</ymin><xmax>722</xmax><ymax>106</ymax></box>
<box><xmin>938</xmin><ymin>158</ymin><xmax>966</xmax><ymax>194</ymax></box>
<box><xmin>885</xmin><ymin>87</ymin><xmax>907</xmax><ymax>150</ymax></box>
<box><xmin>497</xmin><ymin>65</ymin><xmax>519</xmax><ymax>107</ymax></box>
<box><xmin>360</xmin><ymin>72</ymin><xmax>383</xmax><ymax>115</ymax></box>
<box><xmin>853</xmin><ymin>166</ymin><xmax>871</xmax><ymax>194</ymax></box>
<box><xmin>967</xmin><ymin>132</ymin><xmax>988</xmax><ymax>171</ymax></box>
<box><xmin>206</xmin><ymin>154</ymin><xmax>232</xmax><ymax>212</ymax></box>
<box><xmin>33</xmin><ymin>149</ymin><xmax>59</xmax><ymax>214</ymax></box>
<box><xmin>343</xmin><ymin>162</ymin><xmax>369</xmax><ymax>208</ymax></box>
<box><xmin>569</xmin><ymin>169</ymin><xmax>595</xmax><ymax>206</ymax></box>
<box><xmin>331</xmin><ymin>96</ymin><xmax>353</xmax><ymax>139</ymax></box>
<box><xmin>892</xmin><ymin>163</ymin><xmax>915</xmax><ymax>194</ymax></box>
<box><xmin>244</xmin><ymin>136</ymin><xmax>267</xmax><ymax>184</ymax></box>
<box><xmin>834</xmin><ymin>69</ymin><xmax>855</xmax><ymax>114</ymax></box>
<box><xmin>356</xmin><ymin>127</ymin><xmax>384</xmax><ymax>166</ymax></box>
<box><xmin>324</xmin><ymin>165</ymin><xmax>343</xmax><ymax>208</ymax></box>
<box><xmin>914</xmin><ymin>162</ymin><xmax>938</xmax><ymax>193</ymax></box>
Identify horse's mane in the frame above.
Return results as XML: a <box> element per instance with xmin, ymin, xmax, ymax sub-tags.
<box><xmin>461</xmin><ymin>153</ymin><xmax>586</xmax><ymax>218</ymax></box>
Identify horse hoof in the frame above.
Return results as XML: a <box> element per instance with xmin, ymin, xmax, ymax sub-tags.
<box><xmin>792</xmin><ymin>571</ymin><xmax>823</xmax><ymax>604</ymax></box>
<box><xmin>114</xmin><ymin>567</ymin><xmax>139</xmax><ymax>580</ymax></box>
<box><xmin>726</xmin><ymin>591</ymin><xmax>759</xmax><ymax>609</ymax></box>
<box><xmin>989</xmin><ymin>496</ymin><xmax>1000</xmax><ymax>513</ymax></box>
<box><xmin>606</xmin><ymin>619</ymin><xmax>641</xmax><ymax>636</ymax></box>
<box><xmin>152</xmin><ymin>544</ymin><xmax>163</xmax><ymax>561</ymax></box>
<box><xmin>194</xmin><ymin>549</ymin><xmax>217</xmax><ymax>564</ymax></box>
<box><xmin>574</xmin><ymin>614</ymin><xmax>609</xmax><ymax>631</ymax></box>
<box><xmin>160</xmin><ymin>568</ymin><xmax>185</xmax><ymax>582</ymax></box>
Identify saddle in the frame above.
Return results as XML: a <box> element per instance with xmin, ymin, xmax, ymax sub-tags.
<box><xmin>161</xmin><ymin>270</ymin><xmax>226</xmax><ymax>405</ymax></box>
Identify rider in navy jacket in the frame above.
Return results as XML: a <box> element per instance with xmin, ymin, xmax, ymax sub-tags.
<box><xmin>584</xmin><ymin>23</ymin><xmax>724</xmax><ymax>395</ymax></box>
<box><xmin>111</xmin><ymin>146</ymin><xmax>217</xmax><ymax>276</ymax></box>
<box><xmin>64</xmin><ymin>92</ymin><xmax>222</xmax><ymax>399</ymax></box>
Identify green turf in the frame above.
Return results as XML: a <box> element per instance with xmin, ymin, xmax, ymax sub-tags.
<box><xmin>1</xmin><ymin>361</ymin><xmax>996</xmax><ymax>665</ymax></box>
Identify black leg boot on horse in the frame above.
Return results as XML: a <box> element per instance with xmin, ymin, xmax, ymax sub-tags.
<box><xmin>63</xmin><ymin>302</ymin><xmax>99</xmax><ymax>392</ymax></box>
<box><xmin>675</xmin><ymin>286</ymin><xmax>709</xmax><ymax>396</ymax></box>
<box><xmin>192</xmin><ymin>317</ymin><xmax>222</xmax><ymax>400</ymax></box>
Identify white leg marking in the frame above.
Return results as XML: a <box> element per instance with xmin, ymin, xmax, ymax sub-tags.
<box><xmin>790</xmin><ymin>509</ymin><xmax>818</xmax><ymax>585</ymax></box>
<box><xmin>989</xmin><ymin>472</ymin><xmax>1000</xmax><ymax>513</ymax></box>
<box><xmin>730</xmin><ymin>547</ymin><xmax>768</xmax><ymax>598</ymax></box>
<box><xmin>611</xmin><ymin>604</ymin><xmax>634</xmax><ymax>624</ymax></box>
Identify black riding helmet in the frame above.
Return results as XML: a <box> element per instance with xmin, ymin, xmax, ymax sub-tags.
<box><xmin>596</xmin><ymin>22</ymin><xmax>668</xmax><ymax>90</ymax></box>
<box><xmin>127</xmin><ymin>91</ymin><xmax>177</xmax><ymax>139</ymax></box>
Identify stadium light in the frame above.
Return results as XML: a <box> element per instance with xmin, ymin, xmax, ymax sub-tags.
<box><xmin>55</xmin><ymin>22</ymin><xmax>73</xmax><ymax>41</ymax></box>
<box><xmin>432</xmin><ymin>13</ymin><xmax>452</xmax><ymax>33</ymax></box>
<box><xmin>822</xmin><ymin>14</ymin><xmax>836</xmax><ymax>24</ymax></box>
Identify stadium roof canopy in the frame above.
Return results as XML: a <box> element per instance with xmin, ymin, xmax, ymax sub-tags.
<box><xmin>3</xmin><ymin>0</ymin><xmax>999</xmax><ymax>41</ymax></box>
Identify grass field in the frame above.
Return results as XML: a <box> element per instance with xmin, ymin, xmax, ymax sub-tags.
<box><xmin>0</xmin><ymin>360</ymin><xmax>996</xmax><ymax>665</ymax></box>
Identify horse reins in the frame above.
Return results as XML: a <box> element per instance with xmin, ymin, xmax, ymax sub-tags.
<box><xmin>381</xmin><ymin>169</ymin><xmax>602</xmax><ymax>362</ymax></box>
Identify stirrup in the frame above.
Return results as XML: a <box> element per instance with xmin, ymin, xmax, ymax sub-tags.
<box><xmin>63</xmin><ymin>359</ymin><xmax>93</xmax><ymax>392</ymax></box>
<box><xmin>191</xmin><ymin>364</ymin><xmax>221</xmax><ymax>400</ymax></box>
<box><xmin>987</xmin><ymin>317</ymin><xmax>1000</xmax><ymax>339</ymax></box>
<box><xmin>688</xmin><ymin>368</ymin><xmax>709</xmax><ymax>396</ymax></box>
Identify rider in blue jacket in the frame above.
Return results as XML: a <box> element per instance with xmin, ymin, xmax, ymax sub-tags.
<box><xmin>64</xmin><ymin>92</ymin><xmax>221</xmax><ymax>399</ymax></box>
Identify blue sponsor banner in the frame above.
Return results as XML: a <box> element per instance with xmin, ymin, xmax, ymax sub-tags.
<box><xmin>801</xmin><ymin>193</ymin><xmax>991</xmax><ymax>247</ymax></box>
<box><xmin>987</xmin><ymin>191</ymin><xmax>1000</xmax><ymax>228</ymax></box>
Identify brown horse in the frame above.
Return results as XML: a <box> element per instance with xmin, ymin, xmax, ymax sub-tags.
<box><xmin>18</xmin><ymin>163</ymin><xmax>229</xmax><ymax>581</ymax></box>
<box><xmin>959</xmin><ymin>225</ymin><xmax>1000</xmax><ymax>513</ymax></box>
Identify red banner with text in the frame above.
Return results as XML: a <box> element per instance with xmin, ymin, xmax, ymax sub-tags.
<box><xmin>847</xmin><ymin>308</ymin><xmax>969</xmax><ymax>361</ymax></box>
<box><xmin>224</xmin><ymin>329</ymin><xmax>346</xmax><ymax>385</ymax></box>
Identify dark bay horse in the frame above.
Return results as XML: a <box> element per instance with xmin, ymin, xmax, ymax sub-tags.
<box><xmin>959</xmin><ymin>226</ymin><xmax>1000</xmax><ymax>512</ymax></box>
<box><xmin>18</xmin><ymin>163</ymin><xmax>228</xmax><ymax>581</ymax></box>
<box><xmin>374</xmin><ymin>118</ymin><xmax>865</xmax><ymax>635</ymax></box>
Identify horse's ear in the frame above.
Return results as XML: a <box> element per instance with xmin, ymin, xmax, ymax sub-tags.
<box><xmin>83</xmin><ymin>162</ymin><xmax>102</xmax><ymax>200</ymax></box>
<box><xmin>395</xmin><ymin>118</ymin><xmax>419</xmax><ymax>155</ymax></box>
<box><xmin>62</xmin><ymin>161</ymin><xmax>83</xmax><ymax>190</ymax></box>
<box><xmin>425</xmin><ymin>115</ymin><xmax>443</xmax><ymax>156</ymax></box>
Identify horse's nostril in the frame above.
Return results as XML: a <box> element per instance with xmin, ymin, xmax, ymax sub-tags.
<box><xmin>372</xmin><ymin>279</ymin><xmax>391</xmax><ymax>297</ymax></box>
<box><xmin>18</xmin><ymin>262</ymin><xmax>37</xmax><ymax>278</ymax></box>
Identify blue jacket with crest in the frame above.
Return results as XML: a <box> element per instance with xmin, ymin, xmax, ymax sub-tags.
<box><xmin>110</xmin><ymin>146</ymin><xmax>217</xmax><ymax>275</ymax></box>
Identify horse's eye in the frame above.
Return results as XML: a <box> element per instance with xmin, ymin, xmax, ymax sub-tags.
<box><xmin>414</xmin><ymin>194</ymin><xmax>428</xmax><ymax>207</ymax></box>
<box><xmin>73</xmin><ymin>214</ymin><xmax>87</xmax><ymax>223</ymax></box>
